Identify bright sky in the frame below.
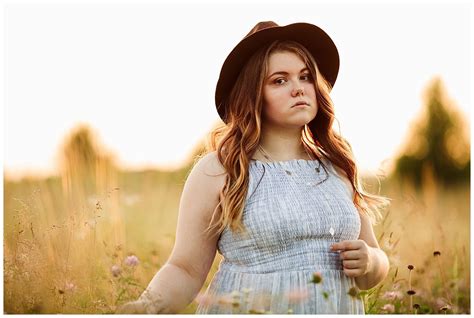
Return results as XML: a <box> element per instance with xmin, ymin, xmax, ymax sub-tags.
<box><xmin>3</xmin><ymin>1</ymin><xmax>472</xmax><ymax>179</ymax></box>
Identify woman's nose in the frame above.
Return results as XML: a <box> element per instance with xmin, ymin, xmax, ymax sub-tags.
<box><xmin>292</xmin><ymin>86</ymin><xmax>305</xmax><ymax>97</ymax></box>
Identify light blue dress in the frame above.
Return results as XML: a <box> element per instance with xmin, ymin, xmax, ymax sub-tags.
<box><xmin>195</xmin><ymin>158</ymin><xmax>365</xmax><ymax>314</ymax></box>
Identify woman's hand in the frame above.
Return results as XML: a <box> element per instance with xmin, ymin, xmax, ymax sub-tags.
<box><xmin>330</xmin><ymin>239</ymin><xmax>373</xmax><ymax>278</ymax></box>
<box><xmin>115</xmin><ymin>300</ymin><xmax>149</xmax><ymax>314</ymax></box>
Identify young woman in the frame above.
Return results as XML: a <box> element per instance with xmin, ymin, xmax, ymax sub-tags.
<box><xmin>117</xmin><ymin>21</ymin><xmax>390</xmax><ymax>314</ymax></box>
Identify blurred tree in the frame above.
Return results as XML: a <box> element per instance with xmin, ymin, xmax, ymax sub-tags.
<box><xmin>58</xmin><ymin>124</ymin><xmax>117</xmax><ymax>207</ymax></box>
<box><xmin>392</xmin><ymin>77</ymin><xmax>470</xmax><ymax>188</ymax></box>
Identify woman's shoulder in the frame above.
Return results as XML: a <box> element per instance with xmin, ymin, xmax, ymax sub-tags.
<box><xmin>181</xmin><ymin>152</ymin><xmax>227</xmax><ymax>208</ymax></box>
<box><xmin>189</xmin><ymin>152</ymin><xmax>227</xmax><ymax>192</ymax></box>
<box><xmin>194</xmin><ymin>151</ymin><xmax>227</xmax><ymax>177</ymax></box>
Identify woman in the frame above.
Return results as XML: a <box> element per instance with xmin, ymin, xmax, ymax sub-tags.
<box><xmin>117</xmin><ymin>21</ymin><xmax>390</xmax><ymax>314</ymax></box>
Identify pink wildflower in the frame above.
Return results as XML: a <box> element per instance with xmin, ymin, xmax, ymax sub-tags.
<box><xmin>381</xmin><ymin>303</ymin><xmax>395</xmax><ymax>313</ymax></box>
<box><xmin>111</xmin><ymin>264</ymin><xmax>122</xmax><ymax>277</ymax></box>
<box><xmin>285</xmin><ymin>288</ymin><xmax>309</xmax><ymax>304</ymax></box>
<box><xmin>124</xmin><ymin>255</ymin><xmax>140</xmax><ymax>267</ymax></box>
<box><xmin>382</xmin><ymin>290</ymin><xmax>403</xmax><ymax>301</ymax></box>
<box><xmin>435</xmin><ymin>297</ymin><xmax>449</xmax><ymax>308</ymax></box>
<box><xmin>64</xmin><ymin>281</ymin><xmax>77</xmax><ymax>292</ymax></box>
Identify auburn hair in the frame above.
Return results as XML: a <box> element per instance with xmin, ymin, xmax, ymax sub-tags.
<box><xmin>201</xmin><ymin>40</ymin><xmax>390</xmax><ymax>238</ymax></box>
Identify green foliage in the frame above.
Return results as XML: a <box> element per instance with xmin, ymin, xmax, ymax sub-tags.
<box><xmin>393</xmin><ymin>78</ymin><xmax>470</xmax><ymax>187</ymax></box>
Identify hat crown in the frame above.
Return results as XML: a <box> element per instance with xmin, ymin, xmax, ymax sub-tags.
<box><xmin>245</xmin><ymin>21</ymin><xmax>279</xmax><ymax>38</ymax></box>
<box><xmin>216</xmin><ymin>21</ymin><xmax>340</xmax><ymax>123</ymax></box>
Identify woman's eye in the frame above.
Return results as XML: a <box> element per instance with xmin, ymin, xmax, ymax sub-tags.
<box><xmin>274</xmin><ymin>78</ymin><xmax>286</xmax><ymax>85</ymax></box>
<box><xmin>301</xmin><ymin>74</ymin><xmax>312</xmax><ymax>81</ymax></box>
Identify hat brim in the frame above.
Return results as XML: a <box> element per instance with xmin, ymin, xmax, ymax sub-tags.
<box><xmin>215</xmin><ymin>22</ymin><xmax>340</xmax><ymax>123</ymax></box>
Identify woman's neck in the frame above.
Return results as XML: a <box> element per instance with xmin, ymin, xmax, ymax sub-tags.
<box><xmin>254</xmin><ymin>126</ymin><xmax>315</xmax><ymax>162</ymax></box>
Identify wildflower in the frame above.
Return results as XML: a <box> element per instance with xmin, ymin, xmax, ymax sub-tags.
<box><xmin>124</xmin><ymin>255</ymin><xmax>140</xmax><ymax>267</ymax></box>
<box><xmin>407</xmin><ymin>290</ymin><xmax>416</xmax><ymax>296</ymax></box>
<box><xmin>408</xmin><ymin>264</ymin><xmax>414</xmax><ymax>270</ymax></box>
<box><xmin>413</xmin><ymin>303</ymin><xmax>420</xmax><ymax>310</ymax></box>
<box><xmin>111</xmin><ymin>264</ymin><xmax>122</xmax><ymax>277</ymax></box>
<box><xmin>218</xmin><ymin>294</ymin><xmax>234</xmax><ymax>305</ymax></box>
<box><xmin>231</xmin><ymin>290</ymin><xmax>240</xmax><ymax>298</ymax></box>
<box><xmin>382</xmin><ymin>291</ymin><xmax>403</xmax><ymax>301</ymax></box>
<box><xmin>285</xmin><ymin>288</ymin><xmax>309</xmax><ymax>303</ymax></box>
<box><xmin>347</xmin><ymin>286</ymin><xmax>360</xmax><ymax>298</ymax></box>
<box><xmin>440</xmin><ymin>304</ymin><xmax>451</xmax><ymax>312</ymax></box>
<box><xmin>230</xmin><ymin>290</ymin><xmax>241</xmax><ymax>308</ymax></box>
<box><xmin>242</xmin><ymin>287</ymin><xmax>253</xmax><ymax>295</ymax></box>
<box><xmin>381</xmin><ymin>303</ymin><xmax>395</xmax><ymax>313</ymax></box>
<box><xmin>64</xmin><ymin>281</ymin><xmax>77</xmax><ymax>292</ymax></box>
<box><xmin>433</xmin><ymin>251</ymin><xmax>441</xmax><ymax>256</ymax></box>
<box><xmin>310</xmin><ymin>272</ymin><xmax>322</xmax><ymax>284</ymax></box>
<box><xmin>435</xmin><ymin>297</ymin><xmax>449</xmax><ymax>308</ymax></box>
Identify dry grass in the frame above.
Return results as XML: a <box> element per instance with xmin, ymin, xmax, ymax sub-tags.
<box><xmin>3</xmin><ymin>167</ymin><xmax>470</xmax><ymax>314</ymax></box>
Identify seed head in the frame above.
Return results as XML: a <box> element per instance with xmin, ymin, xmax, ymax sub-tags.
<box><xmin>310</xmin><ymin>272</ymin><xmax>322</xmax><ymax>284</ymax></box>
<box><xmin>440</xmin><ymin>305</ymin><xmax>451</xmax><ymax>312</ymax></box>
<box><xmin>111</xmin><ymin>264</ymin><xmax>122</xmax><ymax>277</ymax></box>
<box><xmin>433</xmin><ymin>251</ymin><xmax>441</xmax><ymax>257</ymax></box>
<box><xmin>413</xmin><ymin>303</ymin><xmax>420</xmax><ymax>310</ymax></box>
<box><xmin>408</xmin><ymin>264</ymin><xmax>414</xmax><ymax>270</ymax></box>
<box><xmin>347</xmin><ymin>286</ymin><xmax>360</xmax><ymax>298</ymax></box>
<box><xmin>407</xmin><ymin>289</ymin><xmax>416</xmax><ymax>296</ymax></box>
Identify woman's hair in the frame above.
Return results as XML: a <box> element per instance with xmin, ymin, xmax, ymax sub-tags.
<box><xmin>201</xmin><ymin>40</ymin><xmax>390</xmax><ymax>238</ymax></box>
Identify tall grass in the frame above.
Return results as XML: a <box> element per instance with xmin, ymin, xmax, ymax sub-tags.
<box><xmin>3</xmin><ymin>164</ymin><xmax>470</xmax><ymax>313</ymax></box>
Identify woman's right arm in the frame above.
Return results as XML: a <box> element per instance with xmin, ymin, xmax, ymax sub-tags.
<box><xmin>116</xmin><ymin>151</ymin><xmax>227</xmax><ymax>314</ymax></box>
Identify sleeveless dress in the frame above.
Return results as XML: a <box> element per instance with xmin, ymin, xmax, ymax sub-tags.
<box><xmin>195</xmin><ymin>158</ymin><xmax>365</xmax><ymax>314</ymax></box>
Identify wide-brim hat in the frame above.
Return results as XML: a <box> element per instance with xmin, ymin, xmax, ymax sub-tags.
<box><xmin>215</xmin><ymin>21</ymin><xmax>340</xmax><ymax>123</ymax></box>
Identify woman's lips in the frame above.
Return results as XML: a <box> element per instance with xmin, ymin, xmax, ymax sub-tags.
<box><xmin>292</xmin><ymin>102</ymin><xmax>309</xmax><ymax>108</ymax></box>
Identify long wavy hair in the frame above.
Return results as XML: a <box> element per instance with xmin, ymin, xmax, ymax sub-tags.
<box><xmin>201</xmin><ymin>40</ymin><xmax>390</xmax><ymax>238</ymax></box>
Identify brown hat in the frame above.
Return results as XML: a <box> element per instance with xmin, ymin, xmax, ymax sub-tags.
<box><xmin>215</xmin><ymin>21</ymin><xmax>340</xmax><ymax>123</ymax></box>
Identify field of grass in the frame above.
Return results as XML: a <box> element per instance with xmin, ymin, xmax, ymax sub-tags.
<box><xmin>3</xmin><ymin>165</ymin><xmax>470</xmax><ymax>314</ymax></box>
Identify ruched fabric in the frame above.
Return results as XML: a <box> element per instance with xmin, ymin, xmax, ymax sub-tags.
<box><xmin>196</xmin><ymin>158</ymin><xmax>364</xmax><ymax>314</ymax></box>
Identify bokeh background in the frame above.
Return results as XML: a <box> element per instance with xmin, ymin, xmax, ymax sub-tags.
<box><xmin>3</xmin><ymin>1</ymin><xmax>471</xmax><ymax>314</ymax></box>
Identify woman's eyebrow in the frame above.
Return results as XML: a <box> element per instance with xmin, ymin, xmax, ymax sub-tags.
<box><xmin>267</xmin><ymin>67</ymin><xmax>309</xmax><ymax>79</ymax></box>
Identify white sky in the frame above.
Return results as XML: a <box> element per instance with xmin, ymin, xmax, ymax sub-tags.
<box><xmin>3</xmin><ymin>1</ymin><xmax>472</xmax><ymax>179</ymax></box>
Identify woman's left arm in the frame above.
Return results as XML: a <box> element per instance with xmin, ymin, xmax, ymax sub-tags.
<box><xmin>355</xmin><ymin>211</ymin><xmax>390</xmax><ymax>290</ymax></box>
<box><xmin>331</xmin><ymin>212</ymin><xmax>390</xmax><ymax>290</ymax></box>
<box><xmin>330</xmin><ymin>165</ymin><xmax>390</xmax><ymax>290</ymax></box>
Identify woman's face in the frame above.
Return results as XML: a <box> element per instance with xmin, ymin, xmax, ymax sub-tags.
<box><xmin>262</xmin><ymin>50</ymin><xmax>317</xmax><ymax>128</ymax></box>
